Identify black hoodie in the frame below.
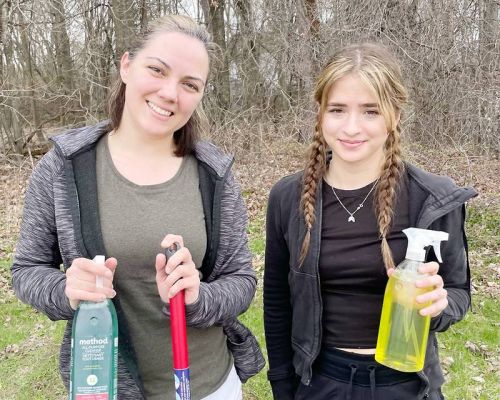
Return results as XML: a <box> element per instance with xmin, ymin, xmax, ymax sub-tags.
<box><xmin>264</xmin><ymin>163</ymin><xmax>477</xmax><ymax>399</ymax></box>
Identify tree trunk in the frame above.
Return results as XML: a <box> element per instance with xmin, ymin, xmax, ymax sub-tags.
<box><xmin>480</xmin><ymin>0</ymin><xmax>499</xmax><ymax>69</ymax></box>
<box><xmin>304</xmin><ymin>0</ymin><xmax>320</xmax><ymax>73</ymax></box>
<box><xmin>18</xmin><ymin>5</ymin><xmax>44</xmax><ymax>146</ymax></box>
<box><xmin>234</xmin><ymin>0</ymin><xmax>261</xmax><ymax>110</ymax></box>
<box><xmin>234</xmin><ymin>0</ymin><xmax>263</xmax><ymax>150</ymax></box>
<box><xmin>49</xmin><ymin>0</ymin><xmax>74</xmax><ymax>90</ymax></box>
<box><xmin>84</xmin><ymin>2</ymin><xmax>111</xmax><ymax>120</ymax></box>
<box><xmin>49</xmin><ymin>0</ymin><xmax>74</xmax><ymax>125</ymax></box>
<box><xmin>139</xmin><ymin>0</ymin><xmax>148</xmax><ymax>31</ymax></box>
<box><xmin>200</xmin><ymin>0</ymin><xmax>230</xmax><ymax>112</ymax></box>
<box><xmin>111</xmin><ymin>0</ymin><xmax>136</xmax><ymax>59</ymax></box>
<box><xmin>1</xmin><ymin>1</ymin><xmax>28</xmax><ymax>155</ymax></box>
<box><xmin>479</xmin><ymin>0</ymin><xmax>499</xmax><ymax>155</ymax></box>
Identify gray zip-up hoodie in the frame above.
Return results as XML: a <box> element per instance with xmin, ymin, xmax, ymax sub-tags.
<box><xmin>11</xmin><ymin>121</ymin><xmax>264</xmax><ymax>398</ymax></box>
<box><xmin>264</xmin><ymin>164</ymin><xmax>477</xmax><ymax>399</ymax></box>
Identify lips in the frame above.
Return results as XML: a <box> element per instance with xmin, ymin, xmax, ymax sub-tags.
<box><xmin>339</xmin><ymin>139</ymin><xmax>365</xmax><ymax>148</ymax></box>
<box><xmin>147</xmin><ymin>101</ymin><xmax>174</xmax><ymax>117</ymax></box>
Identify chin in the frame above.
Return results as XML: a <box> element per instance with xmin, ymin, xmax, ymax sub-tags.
<box><xmin>141</xmin><ymin>122</ymin><xmax>173</xmax><ymax>137</ymax></box>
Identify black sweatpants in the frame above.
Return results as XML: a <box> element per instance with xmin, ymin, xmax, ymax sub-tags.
<box><xmin>294</xmin><ymin>348</ymin><xmax>445</xmax><ymax>400</ymax></box>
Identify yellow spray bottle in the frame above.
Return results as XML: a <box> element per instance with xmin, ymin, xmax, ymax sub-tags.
<box><xmin>375</xmin><ymin>228</ymin><xmax>449</xmax><ymax>372</ymax></box>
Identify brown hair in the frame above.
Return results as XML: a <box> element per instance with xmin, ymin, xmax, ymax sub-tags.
<box><xmin>299</xmin><ymin>43</ymin><xmax>408</xmax><ymax>269</ymax></box>
<box><xmin>107</xmin><ymin>15</ymin><xmax>217</xmax><ymax>156</ymax></box>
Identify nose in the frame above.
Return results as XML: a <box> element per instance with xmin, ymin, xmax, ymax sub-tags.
<box><xmin>342</xmin><ymin>112</ymin><xmax>361</xmax><ymax>136</ymax></box>
<box><xmin>157</xmin><ymin>79</ymin><xmax>178</xmax><ymax>103</ymax></box>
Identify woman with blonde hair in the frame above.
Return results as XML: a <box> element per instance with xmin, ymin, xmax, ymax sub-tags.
<box><xmin>12</xmin><ymin>14</ymin><xmax>263</xmax><ymax>399</ymax></box>
<box><xmin>264</xmin><ymin>43</ymin><xmax>476</xmax><ymax>399</ymax></box>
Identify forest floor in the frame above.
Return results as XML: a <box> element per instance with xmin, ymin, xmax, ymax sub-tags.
<box><xmin>0</xmin><ymin>138</ymin><xmax>498</xmax><ymax>399</ymax></box>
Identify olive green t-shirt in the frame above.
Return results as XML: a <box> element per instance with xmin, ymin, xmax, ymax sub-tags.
<box><xmin>96</xmin><ymin>135</ymin><xmax>232</xmax><ymax>399</ymax></box>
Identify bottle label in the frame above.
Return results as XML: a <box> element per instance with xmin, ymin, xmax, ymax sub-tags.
<box><xmin>174</xmin><ymin>368</ymin><xmax>191</xmax><ymax>400</ymax></box>
<box><xmin>71</xmin><ymin>334</ymin><xmax>117</xmax><ymax>398</ymax></box>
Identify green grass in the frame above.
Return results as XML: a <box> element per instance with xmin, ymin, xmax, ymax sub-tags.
<box><xmin>1</xmin><ymin>205</ymin><xmax>498</xmax><ymax>399</ymax></box>
<box><xmin>440</xmin><ymin>296</ymin><xmax>499</xmax><ymax>400</ymax></box>
<box><xmin>0</xmin><ymin>337</ymin><xmax>66</xmax><ymax>399</ymax></box>
<box><xmin>240</xmin><ymin>293</ymin><xmax>272</xmax><ymax>400</ymax></box>
<box><xmin>248</xmin><ymin>218</ymin><xmax>266</xmax><ymax>256</ymax></box>
<box><xmin>465</xmin><ymin>205</ymin><xmax>500</xmax><ymax>250</ymax></box>
<box><xmin>0</xmin><ymin>259</ymin><xmax>67</xmax><ymax>399</ymax></box>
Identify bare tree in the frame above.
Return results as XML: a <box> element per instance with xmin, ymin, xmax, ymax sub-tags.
<box><xmin>0</xmin><ymin>0</ymin><xmax>24</xmax><ymax>155</ymax></box>
<box><xmin>0</xmin><ymin>0</ymin><xmax>498</xmax><ymax>156</ymax></box>
<box><xmin>111</xmin><ymin>0</ymin><xmax>136</xmax><ymax>59</ymax></box>
<box><xmin>201</xmin><ymin>0</ymin><xmax>231</xmax><ymax>112</ymax></box>
<box><xmin>18</xmin><ymin>2</ymin><xmax>43</xmax><ymax>145</ymax></box>
<box><xmin>49</xmin><ymin>0</ymin><xmax>74</xmax><ymax>92</ymax></box>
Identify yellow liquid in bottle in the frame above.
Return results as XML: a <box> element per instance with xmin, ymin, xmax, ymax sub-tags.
<box><xmin>375</xmin><ymin>272</ymin><xmax>431</xmax><ymax>372</ymax></box>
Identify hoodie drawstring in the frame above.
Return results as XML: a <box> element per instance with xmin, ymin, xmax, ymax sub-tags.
<box><xmin>368</xmin><ymin>365</ymin><xmax>377</xmax><ymax>400</ymax></box>
<box><xmin>346</xmin><ymin>363</ymin><xmax>358</xmax><ymax>400</ymax></box>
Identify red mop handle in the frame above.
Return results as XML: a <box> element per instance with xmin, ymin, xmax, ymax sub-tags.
<box><xmin>170</xmin><ymin>290</ymin><xmax>189</xmax><ymax>369</ymax></box>
<box><xmin>165</xmin><ymin>243</ymin><xmax>191</xmax><ymax>400</ymax></box>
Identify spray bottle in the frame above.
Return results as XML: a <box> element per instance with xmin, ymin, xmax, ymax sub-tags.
<box><xmin>375</xmin><ymin>228</ymin><xmax>449</xmax><ymax>372</ymax></box>
<box><xmin>70</xmin><ymin>255</ymin><xmax>118</xmax><ymax>400</ymax></box>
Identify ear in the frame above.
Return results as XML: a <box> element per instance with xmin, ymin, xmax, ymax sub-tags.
<box><xmin>119</xmin><ymin>52</ymin><xmax>132</xmax><ymax>84</ymax></box>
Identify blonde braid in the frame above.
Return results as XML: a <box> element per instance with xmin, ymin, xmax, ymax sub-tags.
<box><xmin>375</xmin><ymin>126</ymin><xmax>404</xmax><ymax>270</ymax></box>
<box><xmin>299</xmin><ymin>122</ymin><xmax>327</xmax><ymax>265</ymax></box>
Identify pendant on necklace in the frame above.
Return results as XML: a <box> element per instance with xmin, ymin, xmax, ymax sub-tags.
<box><xmin>348</xmin><ymin>215</ymin><xmax>356</xmax><ymax>223</ymax></box>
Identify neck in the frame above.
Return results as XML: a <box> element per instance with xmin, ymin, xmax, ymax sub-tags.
<box><xmin>326</xmin><ymin>156</ymin><xmax>384</xmax><ymax>190</ymax></box>
<box><xmin>110</xmin><ymin>126</ymin><xmax>177</xmax><ymax>160</ymax></box>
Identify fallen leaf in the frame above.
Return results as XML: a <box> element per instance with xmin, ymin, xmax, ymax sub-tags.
<box><xmin>442</xmin><ymin>356</ymin><xmax>454</xmax><ymax>367</ymax></box>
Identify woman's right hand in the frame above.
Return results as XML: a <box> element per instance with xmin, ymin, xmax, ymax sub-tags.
<box><xmin>65</xmin><ymin>257</ymin><xmax>117</xmax><ymax>310</ymax></box>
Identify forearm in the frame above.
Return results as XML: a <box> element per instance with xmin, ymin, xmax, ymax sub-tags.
<box><xmin>11</xmin><ymin>261</ymin><xmax>74</xmax><ymax>321</ymax></box>
<box><xmin>163</xmin><ymin>273</ymin><xmax>256</xmax><ymax>328</ymax></box>
<box><xmin>11</xmin><ymin>153</ymin><xmax>74</xmax><ymax>321</ymax></box>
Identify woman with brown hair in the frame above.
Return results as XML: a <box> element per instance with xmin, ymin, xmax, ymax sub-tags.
<box><xmin>12</xmin><ymin>14</ymin><xmax>263</xmax><ymax>399</ymax></box>
<box><xmin>264</xmin><ymin>43</ymin><xmax>476</xmax><ymax>400</ymax></box>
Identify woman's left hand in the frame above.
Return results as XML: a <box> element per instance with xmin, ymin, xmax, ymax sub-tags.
<box><xmin>155</xmin><ymin>234</ymin><xmax>200</xmax><ymax>305</ymax></box>
<box><xmin>387</xmin><ymin>261</ymin><xmax>448</xmax><ymax>318</ymax></box>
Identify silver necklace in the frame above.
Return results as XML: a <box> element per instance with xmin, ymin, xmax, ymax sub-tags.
<box><xmin>330</xmin><ymin>178</ymin><xmax>380</xmax><ymax>223</ymax></box>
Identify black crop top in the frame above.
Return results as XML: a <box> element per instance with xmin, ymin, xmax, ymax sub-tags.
<box><xmin>319</xmin><ymin>178</ymin><xmax>410</xmax><ymax>348</ymax></box>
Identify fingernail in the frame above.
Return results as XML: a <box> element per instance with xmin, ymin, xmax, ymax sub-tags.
<box><xmin>111</xmin><ymin>290</ymin><xmax>117</xmax><ymax>298</ymax></box>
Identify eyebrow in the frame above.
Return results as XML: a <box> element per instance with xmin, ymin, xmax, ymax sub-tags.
<box><xmin>146</xmin><ymin>56</ymin><xmax>206</xmax><ymax>86</ymax></box>
<box><xmin>327</xmin><ymin>102</ymin><xmax>379</xmax><ymax>107</ymax></box>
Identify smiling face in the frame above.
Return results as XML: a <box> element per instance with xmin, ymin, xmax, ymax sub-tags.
<box><xmin>321</xmin><ymin>73</ymin><xmax>394</xmax><ymax>171</ymax></box>
<box><xmin>119</xmin><ymin>31</ymin><xmax>210</xmax><ymax>140</ymax></box>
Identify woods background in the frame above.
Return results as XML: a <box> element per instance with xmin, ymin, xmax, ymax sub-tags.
<box><xmin>0</xmin><ymin>0</ymin><xmax>499</xmax><ymax>158</ymax></box>
<box><xmin>0</xmin><ymin>2</ymin><xmax>499</xmax><ymax>399</ymax></box>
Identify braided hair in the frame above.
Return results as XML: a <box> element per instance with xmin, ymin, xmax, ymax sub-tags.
<box><xmin>299</xmin><ymin>43</ymin><xmax>408</xmax><ymax>268</ymax></box>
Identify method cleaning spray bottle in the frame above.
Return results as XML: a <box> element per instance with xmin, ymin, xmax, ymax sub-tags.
<box><xmin>70</xmin><ymin>255</ymin><xmax>118</xmax><ymax>400</ymax></box>
<box><xmin>375</xmin><ymin>228</ymin><xmax>449</xmax><ymax>372</ymax></box>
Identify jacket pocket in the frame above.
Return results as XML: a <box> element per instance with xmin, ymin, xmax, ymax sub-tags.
<box><xmin>223</xmin><ymin>319</ymin><xmax>265</xmax><ymax>383</ymax></box>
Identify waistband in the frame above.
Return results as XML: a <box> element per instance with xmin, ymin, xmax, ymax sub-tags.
<box><xmin>315</xmin><ymin>346</ymin><xmax>419</xmax><ymax>386</ymax></box>
<box><xmin>314</xmin><ymin>347</ymin><xmax>421</xmax><ymax>400</ymax></box>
